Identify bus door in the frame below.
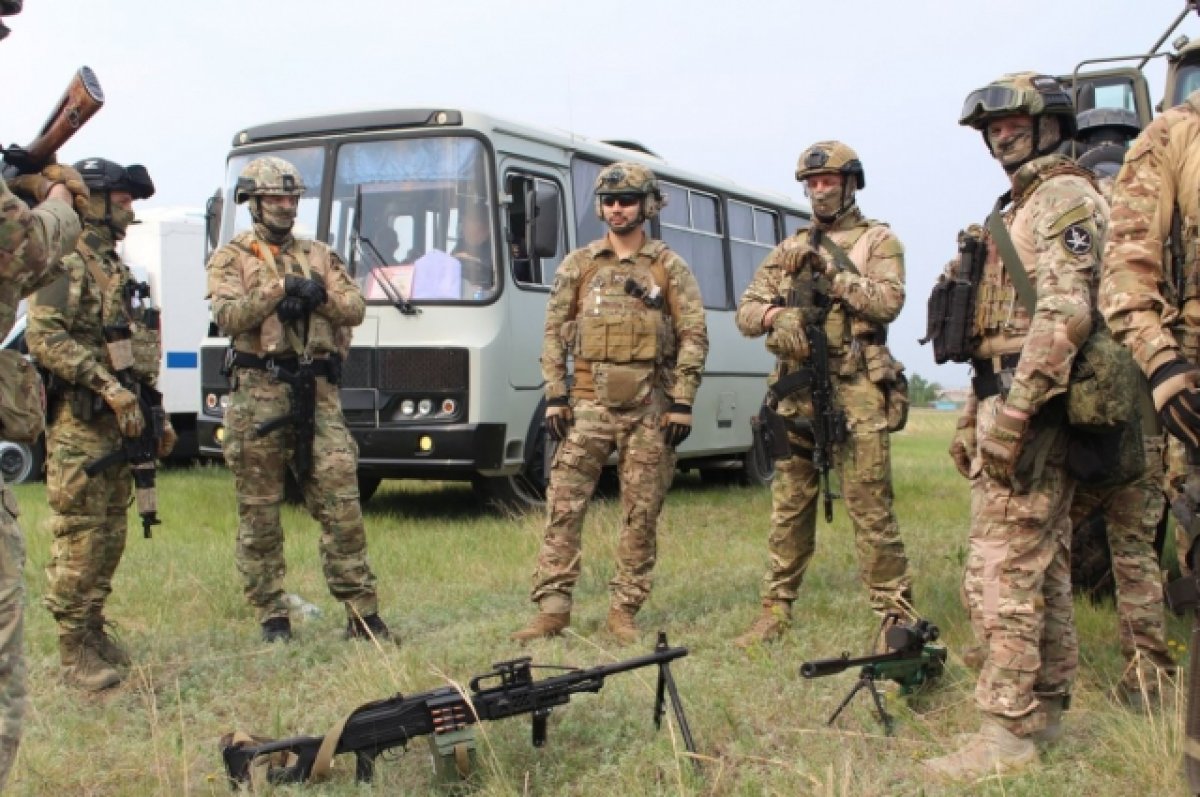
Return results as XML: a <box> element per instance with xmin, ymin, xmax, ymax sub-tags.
<box><xmin>501</xmin><ymin>165</ymin><xmax>567</xmax><ymax>391</ymax></box>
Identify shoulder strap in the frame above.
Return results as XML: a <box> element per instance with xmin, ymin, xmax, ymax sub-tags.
<box><xmin>810</xmin><ymin>227</ymin><xmax>861</xmax><ymax>276</ymax></box>
<box><xmin>986</xmin><ymin>192</ymin><xmax>1037</xmax><ymax>314</ymax></box>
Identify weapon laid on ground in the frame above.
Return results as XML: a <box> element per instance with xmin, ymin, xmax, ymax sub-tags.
<box><xmin>801</xmin><ymin>618</ymin><xmax>947</xmax><ymax>734</ymax></box>
<box><xmin>1163</xmin><ymin>453</ymin><xmax>1200</xmax><ymax>792</ymax></box>
<box><xmin>221</xmin><ymin>632</ymin><xmax>696</xmax><ymax>787</ymax></box>
<box><xmin>3</xmin><ymin>66</ymin><xmax>104</xmax><ymax>178</ymax></box>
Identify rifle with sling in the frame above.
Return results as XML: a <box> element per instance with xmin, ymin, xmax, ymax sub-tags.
<box><xmin>252</xmin><ymin>357</ymin><xmax>329</xmax><ymax>484</ymax></box>
<box><xmin>220</xmin><ymin>633</ymin><xmax>697</xmax><ymax>787</ymax></box>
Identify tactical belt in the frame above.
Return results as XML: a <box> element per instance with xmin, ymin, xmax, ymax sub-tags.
<box><xmin>228</xmin><ymin>351</ymin><xmax>341</xmax><ymax>384</ymax></box>
<box><xmin>971</xmin><ymin>353</ymin><xmax>1020</xmax><ymax>400</ymax></box>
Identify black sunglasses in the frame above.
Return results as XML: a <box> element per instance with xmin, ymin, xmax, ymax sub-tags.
<box><xmin>600</xmin><ymin>194</ymin><xmax>641</xmax><ymax>208</ymax></box>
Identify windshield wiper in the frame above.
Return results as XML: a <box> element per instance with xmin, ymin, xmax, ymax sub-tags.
<box><xmin>358</xmin><ymin>234</ymin><xmax>419</xmax><ymax>316</ymax></box>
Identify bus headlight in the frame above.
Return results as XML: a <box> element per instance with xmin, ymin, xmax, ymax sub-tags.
<box><xmin>400</xmin><ymin>400</ymin><xmax>415</xmax><ymax>416</ymax></box>
<box><xmin>418</xmin><ymin>399</ymin><xmax>433</xmax><ymax>416</ymax></box>
<box><xmin>418</xmin><ymin>435</ymin><xmax>433</xmax><ymax>452</ymax></box>
<box><xmin>441</xmin><ymin>398</ymin><xmax>457</xmax><ymax>416</ymax></box>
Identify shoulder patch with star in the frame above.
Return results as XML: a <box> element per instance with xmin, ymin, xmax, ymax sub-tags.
<box><xmin>1061</xmin><ymin>224</ymin><xmax>1093</xmax><ymax>256</ymax></box>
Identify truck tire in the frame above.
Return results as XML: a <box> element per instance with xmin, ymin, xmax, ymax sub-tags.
<box><xmin>357</xmin><ymin>473</ymin><xmax>382</xmax><ymax>504</ymax></box>
<box><xmin>0</xmin><ymin>439</ymin><xmax>43</xmax><ymax>485</ymax></box>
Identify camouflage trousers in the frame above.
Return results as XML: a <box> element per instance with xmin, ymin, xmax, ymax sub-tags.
<box><xmin>223</xmin><ymin>368</ymin><xmax>378</xmax><ymax>623</ymax></box>
<box><xmin>530</xmin><ymin>395</ymin><xmax>674</xmax><ymax>614</ymax></box>
<box><xmin>760</xmin><ymin>370</ymin><xmax>910</xmax><ymax>616</ymax></box>
<box><xmin>0</xmin><ymin>483</ymin><xmax>25</xmax><ymax>791</ymax></box>
<box><xmin>963</xmin><ymin>396</ymin><xmax>1077</xmax><ymax>736</ymax></box>
<box><xmin>1167</xmin><ymin>434</ymin><xmax>1197</xmax><ymax>575</ymax></box>
<box><xmin>1069</xmin><ymin>435</ymin><xmax>1169</xmax><ymax>664</ymax></box>
<box><xmin>43</xmin><ymin>404</ymin><xmax>129</xmax><ymax>635</ymax></box>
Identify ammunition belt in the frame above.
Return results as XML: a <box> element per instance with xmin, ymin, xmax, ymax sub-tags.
<box><xmin>971</xmin><ymin>353</ymin><xmax>1021</xmax><ymax>400</ymax></box>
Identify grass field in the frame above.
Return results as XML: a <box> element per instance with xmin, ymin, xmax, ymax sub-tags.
<box><xmin>4</xmin><ymin>408</ymin><xmax>1191</xmax><ymax>796</ymax></box>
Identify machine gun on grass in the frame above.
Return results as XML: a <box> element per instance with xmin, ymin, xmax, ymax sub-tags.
<box><xmin>220</xmin><ymin>632</ymin><xmax>697</xmax><ymax>787</ymax></box>
<box><xmin>801</xmin><ymin>618</ymin><xmax>947</xmax><ymax>734</ymax></box>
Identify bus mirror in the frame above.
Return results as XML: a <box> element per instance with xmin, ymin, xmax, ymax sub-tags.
<box><xmin>531</xmin><ymin>182</ymin><xmax>560</xmax><ymax>259</ymax></box>
<box><xmin>204</xmin><ymin>187</ymin><xmax>223</xmax><ymax>257</ymax></box>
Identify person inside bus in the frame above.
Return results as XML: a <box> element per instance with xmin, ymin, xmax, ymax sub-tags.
<box><xmin>452</xmin><ymin>199</ymin><xmax>494</xmax><ymax>297</ymax></box>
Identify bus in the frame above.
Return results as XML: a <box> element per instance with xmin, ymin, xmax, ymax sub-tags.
<box><xmin>197</xmin><ymin>108</ymin><xmax>811</xmax><ymax>507</ymax></box>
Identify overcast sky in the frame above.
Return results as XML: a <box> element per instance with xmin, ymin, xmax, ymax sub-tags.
<box><xmin>5</xmin><ymin>0</ymin><xmax>1194</xmax><ymax>385</ymax></box>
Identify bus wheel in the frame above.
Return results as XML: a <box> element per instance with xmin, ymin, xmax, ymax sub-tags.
<box><xmin>739</xmin><ymin>432</ymin><xmax>775</xmax><ymax>487</ymax></box>
<box><xmin>0</xmin><ymin>439</ymin><xmax>43</xmax><ymax>485</ymax></box>
<box><xmin>473</xmin><ymin>432</ymin><xmax>549</xmax><ymax>512</ymax></box>
<box><xmin>357</xmin><ymin>473</ymin><xmax>382</xmax><ymax>504</ymax></box>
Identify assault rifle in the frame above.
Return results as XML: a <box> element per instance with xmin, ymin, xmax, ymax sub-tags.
<box><xmin>3</xmin><ymin>66</ymin><xmax>104</xmax><ymax>179</ymax></box>
<box><xmin>84</xmin><ymin>381</ymin><xmax>165</xmax><ymax>539</ymax></box>
<box><xmin>254</xmin><ymin>360</ymin><xmax>321</xmax><ymax>483</ymax></box>
<box><xmin>221</xmin><ymin>633</ymin><xmax>696</xmax><ymax>787</ymax></box>
<box><xmin>804</xmin><ymin>319</ymin><xmax>844</xmax><ymax>523</ymax></box>
<box><xmin>801</xmin><ymin>618</ymin><xmax>947</xmax><ymax>734</ymax></box>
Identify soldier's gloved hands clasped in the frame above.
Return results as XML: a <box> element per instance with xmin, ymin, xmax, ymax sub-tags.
<box><xmin>766</xmin><ymin>308</ymin><xmax>810</xmax><ymax>360</ymax></box>
<box><xmin>662</xmin><ymin>401</ymin><xmax>692</xmax><ymax>447</ymax></box>
<box><xmin>979</xmin><ymin>405</ymin><xmax>1027</xmax><ymax>484</ymax></box>
<box><xmin>948</xmin><ymin>413</ymin><xmax>977</xmax><ymax>479</ymax></box>
<box><xmin>1150</xmin><ymin>357</ymin><xmax>1200</xmax><ymax>450</ymax></box>
<box><xmin>7</xmin><ymin>163</ymin><xmax>90</xmax><ymax>214</ymax></box>
<box><xmin>100</xmin><ymin>381</ymin><xmax>145</xmax><ymax>438</ymax></box>
<box><xmin>158</xmin><ymin>417</ymin><xmax>177</xmax><ymax>459</ymax></box>
<box><xmin>544</xmin><ymin>397</ymin><xmax>572</xmax><ymax>442</ymax></box>
<box><xmin>284</xmin><ymin>275</ymin><xmax>328</xmax><ymax>311</ymax></box>
<box><xmin>276</xmin><ymin>295</ymin><xmax>307</xmax><ymax>322</ymax></box>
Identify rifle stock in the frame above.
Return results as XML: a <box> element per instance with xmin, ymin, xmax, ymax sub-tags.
<box><xmin>4</xmin><ymin>66</ymin><xmax>104</xmax><ymax>175</ymax></box>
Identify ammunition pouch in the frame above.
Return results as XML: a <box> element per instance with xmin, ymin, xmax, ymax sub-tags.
<box><xmin>130</xmin><ymin>309</ymin><xmax>162</xmax><ymax>384</ymax></box>
<box><xmin>863</xmin><ymin>344</ymin><xmax>908</xmax><ymax>433</ymax></box>
<box><xmin>921</xmin><ymin>274</ymin><xmax>977</xmax><ymax>364</ymax></box>
<box><xmin>751</xmin><ymin>403</ymin><xmax>792</xmax><ymax>462</ymax></box>
<box><xmin>576</xmin><ymin>314</ymin><xmax>658</xmax><ymax>364</ymax></box>
<box><xmin>885</xmin><ymin>372</ymin><xmax>910</xmax><ymax>434</ymax></box>
<box><xmin>971</xmin><ymin>354</ymin><xmax>1020</xmax><ymax>400</ymax></box>
<box><xmin>592</xmin><ymin>361</ymin><xmax>654</xmax><ymax>409</ymax></box>
<box><xmin>0</xmin><ymin>350</ymin><xmax>45</xmax><ymax>443</ymax></box>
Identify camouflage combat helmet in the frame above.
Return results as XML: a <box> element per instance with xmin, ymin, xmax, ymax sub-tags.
<box><xmin>959</xmin><ymin>72</ymin><xmax>1076</xmax><ymax>133</ymax></box>
<box><xmin>794</xmin><ymin>141</ymin><xmax>865</xmax><ymax>189</ymax></box>
<box><xmin>593</xmin><ymin>161</ymin><xmax>666</xmax><ymax>222</ymax></box>
<box><xmin>74</xmin><ymin>158</ymin><xmax>155</xmax><ymax>200</ymax></box>
<box><xmin>234</xmin><ymin>156</ymin><xmax>306</xmax><ymax>204</ymax></box>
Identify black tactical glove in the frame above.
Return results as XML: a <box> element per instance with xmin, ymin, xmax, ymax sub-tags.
<box><xmin>1151</xmin><ymin>357</ymin><xmax>1200</xmax><ymax>449</ymax></box>
<box><xmin>276</xmin><ymin>295</ymin><xmax>307</xmax><ymax>322</ymax></box>
<box><xmin>284</xmin><ymin>275</ymin><xmax>328</xmax><ymax>310</ymax></box>
<box><xmin>545</xmin><ymin>396</ymin><xmax>571</xmax><ymax>442</ymax></box>
<box><xmin>662</xmin><ymin>402</ymin><xmax>692</xmax><ymax>447</ymax></box>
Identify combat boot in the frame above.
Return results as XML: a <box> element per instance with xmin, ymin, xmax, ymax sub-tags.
<box><xmin>86</xmin><ymin>617</ymin><xmax>131</xmax><ymax>669</ymax></box>
<box><xmin>605</xmin><ymin>605</ymin><xmax>640</xmax><ymax>645</ymax></box>
<box><xmin>261</xmin><ymin>616</ymin><xmax>292</xmax><ymax>643</ymax></box>
<box><xmin>346</xmin><ymin>613</ymin><xmax>395</xmax><ymax>643</ymax></box>
<box><xmin>922</xmin><ymin>718</ymin><xmax>1037</xmax><ymax>780</ymax></box>
<box><xmin>734</xmin><ymin>600</ymin><xmax>792</xmax><ymax>649</ymax></box>
<box><xmin>1029</xmin><ymin>693</ymin><xmax>1069</xmax><ymax>745</ymax></box>
<box><xmin>59</xmin><ymin>632</ymin><xmax>121</xmax><ymax>692</ymax></box>
<box><xmin>510</xmin><ymin>611</ymin><xmax>570</xmax><ymax>643</ymax></box>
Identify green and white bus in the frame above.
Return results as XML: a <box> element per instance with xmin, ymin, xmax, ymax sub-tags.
<box><xmin>197</xmin><ymin>108</ymin><xmax>810</xmax><ymax>506</ymax></box>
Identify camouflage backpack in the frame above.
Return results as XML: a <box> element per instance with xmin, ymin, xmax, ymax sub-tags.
<box><xmin>0</xmin><ymin>349</ymin><xmax>45</xmax><ymax>443</ymax></box>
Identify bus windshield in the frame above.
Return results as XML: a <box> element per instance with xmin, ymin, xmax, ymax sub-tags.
<box><xmin>330</xmin><ymin>136</ymin><xmax>496</xmax><ymax>304</ymax></box>
<box><xmin>220</xmin><ymin>146</ymin><xmax>325</xmax><ymax>245</ymax></box>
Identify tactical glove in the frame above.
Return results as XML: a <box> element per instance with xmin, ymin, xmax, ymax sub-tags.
<box><xmin>276</xmin><ymin>295</ymin><xmax>308</xmax><ymax>322</ymax></box>
<box><xmin>662</xmin><ymin>402</ymin><xmax>692</xmax><ymax>447</ymax></box>
<box><xmin>7</xmin><ymin>163</ymin><xmax>90</xmax><ymax>214</ymax></box>
<box><xmin>766</xmin><ymin>308</ymin><xmax>810</xmax><ymax>360</ymax></box>
<box><xmin>779</xmin><ymin>246</ymin><xmax>821</xmax><ymax>274</ymax></box>
<box><xmin>158</xmin><ymin>417</ymin><xmax>177</xmax><ymax>459</ymax></box>
<box><xmin>979</xmin><ymin>406</ymin><xmax>1027</xmax><ymax>485</ymax></box>
<box><xmin>948</xmin><ymin>413</ymin><xmax>977</xmax><ymax>479</ymax></box>
<box><xmin>544</xmin><ymin>396</ymin><xmax>572</xmax><ymax>442</ymax></box>
<box><xmin>1150</xmin><ymin>357</ymin><xmax>1200</xmax><ymax>450</ymax></box>
<box><xmin>100</xmin><ymin>381</ymin><xmax>144</xmax><ymax>438</ymax></box>
<box><xmin>284</xmin><ymin>275</ymin><xmax>328</xmax><ymax>311</ymax></box>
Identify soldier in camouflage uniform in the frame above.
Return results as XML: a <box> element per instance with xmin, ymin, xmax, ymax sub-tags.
<box><xmin>27</xmin><ymin>158</ymin><xmax>167</xmax><ymax>691</ymax></box>
<box><xmin>733</xmin><ymin>141</ymin><xmax>912</xmax><ymax>648</ymax></box>
<box><xmin>0</xmin><ymin>2</ymin><xmax>88</xmax><ymax>776</ymax></box>
<box><xmin>511</xmin><ymin>161</ymin><xmax>708</xmax><ymax>645</ymax></box>
<box><xmin>924</xmin><ymin>73</ymin><xmax>1107</xmax><ymax>780</ymax></box>
<box><xmin>206</xmin><ymin>156</ymin><xmax>389</xmax><ymax>644</ymax></box>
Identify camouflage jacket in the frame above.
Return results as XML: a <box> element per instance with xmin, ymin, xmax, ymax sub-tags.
<box><xmin>973</xmin><ymin>156</ymin><xmax>1106</xmax><ymax>415</ymax></box>
<box><xmin>27</xmin><ymin>225</ymin><xmax>162</xmax><ymax>391</ymax></box>
<box><xmin>736</xmin><ymin>207</ymin><xmax>904</xmax><ymax>374</ymax></box>
<box><xmin>1101</xmin><ymin>91</ymin><xmax>1200</xmax><ymax>376</ymax></box>
<box><xmin>206</xmin><ymin>230</ymin><xmax>363</xmax><ymax>359</ymax></box>
<box><xmin>541</xmin><ymin>235</ymin><xmax>708</xmax><ymax>404</ymax></box>
<box><xmin>0</xmin><ymin>181</ymin><xmax>80</xmax><ymax>342</ymax></box>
